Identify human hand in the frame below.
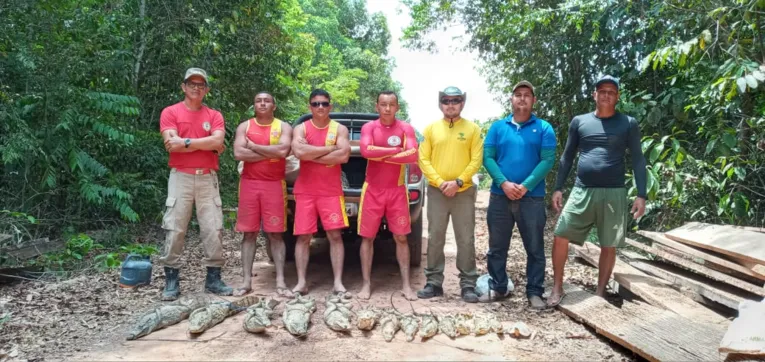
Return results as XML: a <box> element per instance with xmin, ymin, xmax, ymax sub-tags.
<box><xmin>631</xmin><ymin>197</ymin><xmax>646</xmax><ymax>219</ymax></box>
<box><xmin>165</xmin><ymin>136</ymin><xmax>186</xmax><ymax>152</ymax></box>
<box><xmin>552</xmin><ymin>191</ymin><xmax>564</xmax><ymax>214</ymax></box>
<box><xmin>501</xmin><ymin>182</ymin><xmax>526</xmax><ymax>200</ymax></box>
<box><xmin>441</xmin><ymin>181</ymin><xmax>459</xmax><ymax>197</ymax></box>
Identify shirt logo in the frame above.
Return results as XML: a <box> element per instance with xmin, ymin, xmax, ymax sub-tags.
<box><xmin>396</xmin><ymin>216</ymin><xmax>408</xmax><ymax>226</ymax></box>
<box><xmin>387</xmin><ymin>135</ymin><xmax>402</xmax><ymax>146</ymax></box>
<box><xmin>271</xmin><ymin>130</ymin><xmax>280</xmax><ymax>137</ymax></box>
<box><xmin>328</xmin><ymin>213</ymin><xmax>340</xmax><ymax>223</ymax></box>
<box><xmin>327</xmin><ymin>133</ymin><xmax>336</xmax><ymax>141</ymax></box>
<box><xmin>457</xmin><ymin>132</ymin><xmax>466</xmax><ymax>141</ymax></box>
<box><xmin>202</xmin><ymin>121</ymin><xmax>211</xmax><ymax>132</ymax></box>
<box><xmin>269</xmin><ymin>216</ymin><xmax>281</xmax><ymax>226</ymax></box>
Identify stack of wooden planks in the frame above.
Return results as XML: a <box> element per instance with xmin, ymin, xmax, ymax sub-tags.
<box><xmin>568</xmin><ymin>222</ymin><xmax>765</xmax><ymax>360</ymax></box>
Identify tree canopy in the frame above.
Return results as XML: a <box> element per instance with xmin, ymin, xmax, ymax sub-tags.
<box><xmin>403</xmin><ymin>0</ymin><xmax>765</xmax><ymax>229</ymax></box>
<box><xmin>0</xmin><ymin>0</ymin><xmax>406</xmax><ymax>242</ymax></box>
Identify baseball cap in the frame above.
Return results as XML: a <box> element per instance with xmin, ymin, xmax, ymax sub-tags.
<box><xmin>512</xmin><ymin>80</ymin><xmax>535</xmax><ymax>95</ymax></box>
<box><xmin>595</xmin><ymin>75</ymin><xmax>619</xmax><ymax>90</ymax></box>
<box><xmin>184</xmin><ymin>67</ymin><xmax>209</xmax><ymax>83</ymax></box>
<box><xmin>439</xmin><ymin>86</ymin><xmax>467</xmax><ymax>102</ymax></box>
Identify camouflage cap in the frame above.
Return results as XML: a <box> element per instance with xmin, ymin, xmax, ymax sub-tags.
<box><xmin>512</xmin><ymin>80</ymin><xmax>535</xmax><ymax>96</ymax></box>
<box><xmin>184</xmin><ymin>67</ymin><xmax>209</xmax><ymax>83</ymax></box>
<box><xmin>439</xmin><ymin>86</ymin><xmax>466</xmax><ymax>104</ymax></box>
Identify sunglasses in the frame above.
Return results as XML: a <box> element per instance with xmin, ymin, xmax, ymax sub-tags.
<box><xmin>185</xmin><ymin>81</ymin><xmax>207</xmax><ymax>90</ymax></box>
<box><xmin>310</xmin><ymin>101</ymin><xmax>331</xmax><ymax>108</ymax></box>
<box><xmin>440</xmin><ymin>98</ymin><xmax>463</xmax><ymax>105</ymax></box>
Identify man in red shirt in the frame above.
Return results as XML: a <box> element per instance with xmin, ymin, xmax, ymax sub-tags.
<box><xmin>357</xmin><ymin>91</ymin><xmax>419</xmax><ymax>300</ymax></box>
<box><xmin>233</xmin><ymin>92</ymin><xmax>292</xmax><ymax>296</ymax></box>
<box><xmin>158</xmin><ymin>67</ymin><xmax>233</xmax><ymax>301</ymax></box>
<box><xmin>290</xmin><ymin>89</ymin><xmax>351</xmax><ymax>295</ymax></box>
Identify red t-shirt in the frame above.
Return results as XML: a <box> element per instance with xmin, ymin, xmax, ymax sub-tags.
<box><xmin>359</xmin><ymin>119</ymin><xmax>419</xmax><ymax>188</ymax></box>
<box><xmin>159</xmin><ymin>102</ymin><xmax>225</xmax><ymax>170</ymax></box>
<box><xmin>241</xmin><ymin>119</ymin><xmax>286</xmax><ymax>181</ymax></box>
<box><xmin>293</xmin><ymin>120</ymin><xmax>343</xmax><ymax>196</ymax></box>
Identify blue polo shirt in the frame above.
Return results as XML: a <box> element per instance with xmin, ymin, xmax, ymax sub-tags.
<box><xmin>484</xmin><ymin>114</ymin><xmax>557</xmax><ymax>197</ymax></box>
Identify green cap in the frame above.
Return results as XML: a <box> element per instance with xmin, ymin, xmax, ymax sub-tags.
<box><xmin>439</xmin><ymin>86</ymin><xmax>466</xmax><ymax>104</ymax></box>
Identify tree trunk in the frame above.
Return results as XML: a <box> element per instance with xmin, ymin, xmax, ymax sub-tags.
<box><xmin>133</xmin><ymin>0</ymin><xmax>147</xmax><ymax>92</ymax></box>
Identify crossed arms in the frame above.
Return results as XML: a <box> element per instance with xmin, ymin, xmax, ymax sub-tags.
<box><xmin>359</xmin><ymin>123</ymin><xmax>418</xmax><ymax>164</ymax></box>
<box><xmin>291</xmin><ymin>123</ymin><xmax>350</xmax><ymax>165</ymax></box>
<box><xmin>233</xmin><ymin>121</ymin><xmax>293</xmax><ymax>162</ymax></box>
<box><xmin>162</xmin><ymin>129</ymin><xmax>225</xmax><ymax>153</ymax></box>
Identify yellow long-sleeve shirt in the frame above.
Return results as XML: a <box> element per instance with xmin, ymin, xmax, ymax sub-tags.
<box><xmin>418</xmin><ymin>118</ymin><xmax>484</xmax><ymax>192</ymax></box>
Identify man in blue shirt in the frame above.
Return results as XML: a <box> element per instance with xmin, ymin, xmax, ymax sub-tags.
<box><xmin>480</xmin><ymin>81</ymin><xmax>556</xmax><ymax>309</ymax></box>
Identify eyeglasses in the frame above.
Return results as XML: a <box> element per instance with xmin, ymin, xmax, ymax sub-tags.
<box><xmin>185</xmin><ymin>81</ymin><xmax>207</xmax><ymax>90</ymax></box>
<box><xmin>310</xmin><ymin>101</ymin><xmax>331</xmax><ymax>108</ymax></box>
<box><xmin>440</xmin><ymin>98</ymin><xmax>463</xmax><ymax>105</ymax></box>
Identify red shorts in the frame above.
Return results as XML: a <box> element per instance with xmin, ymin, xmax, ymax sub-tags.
<box><xmin>236</xmin><ymin>179</ymin><xmax>287</xmax><ymax>233</ymax></box>
<box><xmin>293</xmin><ymin>194</ymin><xmax>349</xmax><ymax>235</ymax></box>
<box><xmin>358</xmin><ymin>183</ymin><xmax>410</xmax><ymax>238</ymax></box>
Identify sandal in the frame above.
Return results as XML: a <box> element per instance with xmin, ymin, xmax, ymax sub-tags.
<box><xmin>546</xmin><ymin>292</ymin><xmax>566</xmax><ymax>307</ymax></box>
<box><xmin>276</xmin><ymin>287</ymin><xmax>294</xmax><ymax>298</ymax></box>
<box><xmin>233</xmin><ymin>287</ymin><xmax>252</xmax><ymax>296</ymax></box>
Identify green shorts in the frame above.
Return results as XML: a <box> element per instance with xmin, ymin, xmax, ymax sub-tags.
<box><xmin>554</xmin><ymin>187</ymin><xmax>627</xmax><ymax>248</ymax></box>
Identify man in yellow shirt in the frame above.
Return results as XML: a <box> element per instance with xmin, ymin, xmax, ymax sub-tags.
<box><xmin>417</xmin><ymin>86</ymin><xmax>484</xmax><ymax>303</ymax></box>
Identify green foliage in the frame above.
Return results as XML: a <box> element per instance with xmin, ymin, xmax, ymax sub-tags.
<box><xmin>404</xmin><ymin>0</ymin><xmax>765</xmax><ymax>229</ymax></box>
<box><xmin>1</xmin><ymin>0</ymin><xmax>405</xmax><ymax>245</ymax></box>
<box><xmin>93</xmin><ymin>243</ymin><xmax>158</xmax><ymax>271</ymax></box>
<box><xmin>40</xmin><ymin>233</ymin><xmax>103</xmax><ymax>271</ymax></box>
<box><xmin>120</xmin><ymin>243</ymin><xmax>160</xmax><ymax>257</ymax></box>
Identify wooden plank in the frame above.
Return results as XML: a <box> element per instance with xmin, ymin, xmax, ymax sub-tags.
<box><xmin>557</xmin><ymin>283</ymin><xmax>725</xmax><ymax>362</ymax></box>
<box><xmin>625</xmin><ymin>238</ymin><xmax>765</xmax><ymax>297</ymax></box>
<box><xmin>666</xmin><ymin>222</ymin><xmax>765</xmax><ymax>265</ymax></box>
<box><xmin>738</xmin><ymin>226</ymin><xmax>765</xmax><ymax>234</ymax></box>
<box><xmin>625</xmin><ymin>257</ymin><xmax>755</xmax><ymax>310</ymax></box>
<box><xmin>1</xmin><ymin>238</ymin><xmax>63</xmax><ymax>260</ymax></box>
<box><xmin>720</xmin><ymin>300</ymin><xmax>765</xmax><ymax>355</ymax></box>
<box><xmin>571</xmin><ymin>243</ymin><xmax>729</xmax><ymax>325</ymax></box>
<box><xmin>638</xmin><ymin>230</ymin><xmax>765</xmax><ymax>282</ymax></box>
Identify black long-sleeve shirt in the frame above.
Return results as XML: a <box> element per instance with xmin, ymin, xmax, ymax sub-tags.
<box><xmin>554</xmin><ymin>112</ymin><xmax>648</xmax><ymax>198</ymax></box>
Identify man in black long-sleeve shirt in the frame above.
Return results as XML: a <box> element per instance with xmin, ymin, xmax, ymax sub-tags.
<box><xmin>547</xmin><ymin>75</ymin><xmax>647</xmax><ymax>307</ymax></box>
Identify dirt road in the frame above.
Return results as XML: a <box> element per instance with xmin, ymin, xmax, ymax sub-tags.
<box><xmin>2</xmin><ymin>191</ymin><xmax>629</xmax><ymax>361</ymax></box>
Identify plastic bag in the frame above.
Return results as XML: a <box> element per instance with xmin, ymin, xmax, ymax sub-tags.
<box><xmin>475</xmin><ymin>273</ymin><xmax>514</xmax><ymax>296</ymax></box>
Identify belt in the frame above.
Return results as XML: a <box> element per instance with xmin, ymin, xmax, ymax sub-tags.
<box><xmin>175</xmin><ymin>168</ymin><xmax>214</xmax><ymax>175</ymax></box>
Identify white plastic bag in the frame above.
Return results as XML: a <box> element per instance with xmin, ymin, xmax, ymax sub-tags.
<box><xmin>476</xmin><ymin>273</ymin><xmax>514</xmax><ymax>296</ymax></box>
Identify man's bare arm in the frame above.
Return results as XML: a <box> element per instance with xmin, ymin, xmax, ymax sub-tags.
<box><xmin>312</xmin><ymin>125</ymin><xmax>351</xmax><ymax>165</ymax></box>
<box><xmin>163</xmin><ymin>129</ymin><xmax>225</xmax><ymax>153</ymax></box>
<box><xmin>246</xmin><ymin>122</ymin><xmax>293</xmax><ymax>159</ymax></box>
<box><xmin>233</xmin><ymin>122</ymin><xmax>268</xmax><ymax>162</ymax></box>
<box><xmin>291</xmin><ymin>123</ymin><xmax>334</xmax><ymax>160</ymax></box>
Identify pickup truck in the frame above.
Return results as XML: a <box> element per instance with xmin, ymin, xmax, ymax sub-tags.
<box><xmin>264</xmin><ymin>113</ymin><xmax>426</xmax><ymax>266</ymax></box>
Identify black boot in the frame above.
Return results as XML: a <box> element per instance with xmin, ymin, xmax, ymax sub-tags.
<box><xmin>161</xmin><ymin>267</ymin><xmax>180</xmax><ymax>301</ymax></box>
<box><xmin>416</xmin><ymin>283</ymin><xmax>444</xmax><ymax>299</ymax></box>
<box><xmin>205</xmin><ymin>267</ymin><xmax>233</xmax><ymax>296</ymax></box>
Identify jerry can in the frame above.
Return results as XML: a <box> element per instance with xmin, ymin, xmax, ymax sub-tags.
<box><xmin>119</xmin><ymin>253</ymin><xmax>152</xmax><ymax>288</ymax></box>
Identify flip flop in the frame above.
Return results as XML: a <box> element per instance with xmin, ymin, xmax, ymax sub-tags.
<box><xmin>332</xmin><ymin>290</ymin><xmax>351</xmax><ymax>299</ymax></box>
<box><xmin>546</xmin><ymin>292</ymin><xmax>566</xmax><ymax>307</ymax></box>
<box><xmin>276</xmin><ymin>287</ymin><xmax>294</xmax><ymax>298</ymax></box>
<box><xmin>234</xmin><ymin>287</ymin><xmax>252</xmax><ymax>296</ymax></box>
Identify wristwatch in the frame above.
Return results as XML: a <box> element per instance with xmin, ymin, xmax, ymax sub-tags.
<box><xmin>184</xmin><ymin>138</ymin><xmax>191</xmax><ymax>148</ymax></box>
<box><xmin>455</xmin><ymin>178</ymin><xmax>464</xmax><ymax>187</ymax></box>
